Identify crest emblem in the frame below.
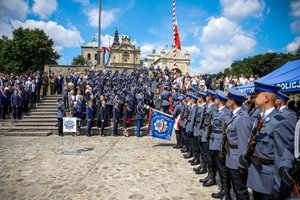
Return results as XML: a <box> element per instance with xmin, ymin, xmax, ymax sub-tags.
<box><xmin>64</xmin><ymin>119</ymin><xmax>75</xmax><ymax>131</ymax></box>
<box><xmin>154</xmin><ymin>119</ymin><xmax>167</xmax><ymax>132</ymax></box>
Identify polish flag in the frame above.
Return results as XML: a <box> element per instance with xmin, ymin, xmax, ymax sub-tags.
<box><xmin>174</xmin><ymin>20</ymin><xmax>181</xmax><ymax>51</ymax></box>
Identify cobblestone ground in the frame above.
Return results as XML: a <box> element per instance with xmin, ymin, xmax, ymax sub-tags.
<box><xmin>0</xmin><ymin>134</ymin><xmax>219</xmax><ymax>200</ymax></box>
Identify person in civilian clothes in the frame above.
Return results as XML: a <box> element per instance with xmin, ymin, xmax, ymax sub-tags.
<box><xmin>240</xmin><ymin>82</ymin><xmax>296</xmax><ymax>200</ymax></box>
<box><xmin>112</xmin><ymin>101</ymin><xmax>120</xmax><ymax>137</ymax></box>
<box><xmin>22</xmin><ymin>85</ymin><xmax>30</xmax><ymax>115</ymax></box>
<box><xmin>136</xmin><ymin>101</ymin><xmax>145</xmax><ymax>137</ymax></box>
<box><xmin>0</xmin><ymin>87</ymin><xmax>9</xmax><ymax>119</ymax></box>
<box><xmin>210</xmin><ymin>90</ymin><xmax>232</xmax><ymax>199</ymax></box>
<box><xmin>123</xmin><ymin>101</ymin><xmax>132</xmax><ymax>137</ymax></box>
<box><xmin>29</xmin><ymin>79</ymin><xmax>37</xmax><ymax>108</ymax></box>
<box><xmin>72</xmin><ymin>101</ymin><xmax>81</xmax><ymax>129</ymax></box>
<box><xmin>199</xmin><ymin>89</ymin><xmax>218</xmax><ymax>187</ymax></box>
<box><xmin>194</xmin><ymin>92</ymin><xmax>208</xmax><ymax>175</ymax></box>
<box><xmin>172</xmin><ymin>95</ymin><xmax>184</xmax><ymax>149</ymax></box>
<box><xmin>97</xmin><ymin>100</ymin><xmax>108</xmax><ymax>136</ymax></box>
<box><xmin>76</xmin><ymin>95</ymin><xmax>83</xmax><ymax>127</ymax></box>
<box><xmin>16</xmin><ymin>90</ymin><xmax>23</xmax><ymax>119</ymax></box>
<box><xmin>57</xmin><ymin>98</ymin><xmax>66</xmax><ymax>136</ymax></box>
<box><xmin>56</xmin><ymin>74</ymin><xmax>64</xmax><ymax>95</ymax></box>
<box><xmin>86</xmin><ymin>100</ymin><xmax>94</xmax><ymax>137</ymax></box>
<box><xmin>10</xmin><ymin>89</ymin><xmax>18</xmax><ymax>120</ymax></box>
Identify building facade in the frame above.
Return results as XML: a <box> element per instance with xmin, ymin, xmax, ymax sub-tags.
<box><xmin>142</xmin><ymin>48</ymin><xmax>190</xmax><ymax>75</ymax></box>
<box><xmin>81</xmin><ymin>38</ymin><xmax>104</xmax><ymax>67</ymax></box>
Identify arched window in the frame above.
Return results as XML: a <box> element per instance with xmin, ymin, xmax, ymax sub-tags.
<box><xmin>87</xmin><ymin>53</ymin><xmax>91</xmax><ymax>60</ymax></box>
<box><xmin>123</xmin><ymin>52</ymin><xmax>130</xmax><ymax>62</ymax></box>
<box><xmin>95</xmin><ymin>53</ymin><xmax>98</xmax><ymax>60</ymax></box>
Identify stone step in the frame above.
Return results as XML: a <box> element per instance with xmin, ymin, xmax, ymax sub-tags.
<box><xmin>0</xmin><ymin>126</ymin><xmax>58</xmax><ymax>131</ymax></box>
<box><xmin>23</xmin><ymin>115</ymin><xmax>57</xmax><ymax>119</ymax></box>
<box><xmin>15</xmin><ymin>122</ymin><xmax>57</xmax><ymax>126</ymax></box>
<box><xmin>31</xmin><ymin>108</ymin><xmax>57</xmax><ymax>112</ymax></box>
<box><xmin>42</xmin><ymin>99</ymin><xmax>57</xmax><ymax>103</ymax></box>
<box><xmin>20</xmin><ymin>118</ymin><xmax>58</xmax><ymax>122</ymax></box>
<box><xmin>38</xmin><ymin>103</ymin><xmax>57</xmax><ymax>106</ymax></box>
<box><xmin>4</xmin><ymin>131</ymin><xmax>52</xmax><ymax>136</ymax></box>
<box><xmin>43</xmin><ymin>95</ymin><xmax>61</xmax><ymax>99</ymax></box>
<box><xmin>36</xmin><ymin>105</ymin><xmax>57</xmax><ymax>109</ymax></box>
<box><xmin>28</xmin><ymin>111</ymin><xmax>57</xmax><ymax>115</ymax></box>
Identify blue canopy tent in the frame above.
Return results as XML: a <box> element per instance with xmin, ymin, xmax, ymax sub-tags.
<box><xmin>235</xmin><ymin>60</ymin><xmax>300</xmax><ymax>94</ymax></box>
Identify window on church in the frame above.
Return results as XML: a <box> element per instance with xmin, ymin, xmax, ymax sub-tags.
<box><xmin>87</xmin><ymin>53</ymin><xmax>91</xmax><ymax>60</ymax></box>
<box><xmin>95</xmin><ymin>54</ymin><xmax>98</xmax><ymax>60</ymax></box>
<box><xmin>123</xmin><ymin>52</ymin><xmax>129</xmax><ymax>62</ymax></box>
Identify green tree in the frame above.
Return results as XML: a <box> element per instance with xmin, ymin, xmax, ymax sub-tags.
<box><xmin>0</xmin><ymin>27</ymin><xmax>60</xmax><ymax>74</ymax></box>
<box><xmin>72</xmin><ymin>55</ymin><xmax>88</xmax><ymax>66</ymax></box>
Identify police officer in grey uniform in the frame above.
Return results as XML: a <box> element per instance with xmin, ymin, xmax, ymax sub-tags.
<box><xmin>193</xmin><ymin>92</ymin><xmax>207</xmax><ymax>171</ymax></box>
<box><xmin>173</xmin><ymin>95</ymin><xmax>184</xmax><ymax>149</ymax></box>
<box><xmin>160</xmin><ymin>85</ymin><xmax>171</xmax><ymax>114</ymax></box>
<box><xmin>210</xmin><ymin>90</ymin><xmax>232</xmax><ymax>199</ymax></box>
<box><xmin>226</xmin><ymin>88</ymin><xmax>251</xmax><ymax>200</ymax></box>
<box><xmin>199</xmin><ymin>89</ymin><xmax>218</xmax><ymax>187</ymax></box>
<box><xmin>241</xmin><ymin>82</ymin><xmax>296</xmax><ymax>200</ymax></box>
<box><xmin>181</xmin><ymin>95</ymin><xmax>191</xmax><ymax>154</ymax></box>
<box><xmin>275</xmin><ymin>92</ymin><xmax>297</xmax><ymax>127</ymax></box>
<box><xmin>185</xmin><ymin>93</ymin><xmax>199</xmax><ymax>163</ymax></box>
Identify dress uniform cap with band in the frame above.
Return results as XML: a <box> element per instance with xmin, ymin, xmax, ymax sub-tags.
<box><xmin>177</xmin><ymin>95</ymin><xmax>185</xmax><ymax>101</ymax></box>
<box><xmin>207</xmin><ymin>89</ymin><xmax>216</xmax><ymax>97</ymax></box>
<box><xmin>198</xmin><ymin>92</ymin><xmax>206</xmax><ymax>99</ymax></box>
<box><xmin>215</xmin><ymin>90</ymin><xmax>228</xmax><ymax>102</ymax></box>
<box><xmin>227</xmin><ymin>88</ymin><xmax>247</xmax><ymax>102</ymax></box>
<box><xmin>254</xmin><ymin>81</ymin><xmax>280</xmax><ymax>94</ymax></box>
<box><xmin>277</xmin><ymin>92</ymin><xmax>289</xmax><ymax>102</ymax></box>
<box><xmin>186</xmin><ymin>93</ymin><xmax>198</xmax><ymax>101</ymax></box>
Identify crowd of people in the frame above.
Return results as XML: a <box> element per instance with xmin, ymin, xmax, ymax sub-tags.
<box><xmin>1</xmin><ymin>66</ymin><xmax>300</xmax><ymax>200</ymax></box>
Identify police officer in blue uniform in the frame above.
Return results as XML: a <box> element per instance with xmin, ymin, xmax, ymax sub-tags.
<box><xmin>200</xmin><ymin>89</ymin><xmax>218</xmax><ymax>187</ymax></box>
<box><xmin>226</xmin><ymin>88</ymin><xmax>251</xmax><ymax>200</ymax></box>
<box><xmin>180</xmin><ymin>95</ymin><xmax>191</xmax><ymax>154</ymax></box>
<box><xmin>241</xmin><ymin>82</ymin><xmax>296</xmax><ymax>200</ymax></box>
<box><xmin>210</xmin><ymin>90</ymin><xmax>232</xmax><ymax>199</ymax></box>
<box><xmin>112</xmin><ymin>100</ymin><xmax>120</xmax><ymax>137</ymax></box>
<box><xmin>194</xmin><ymin>92</ymin><xmax>207</xmax><ymax>174</ymax></box>
<box><xmin>160</xmin><ymin>85</ymin><xmax>171</xmax><ymax>114</ymax></box>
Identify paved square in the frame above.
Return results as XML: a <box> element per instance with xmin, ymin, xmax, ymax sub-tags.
<box><xmin>0</xmin><ymin>135</ymin><xmax>218</xmax><ymax>200</ymax></box>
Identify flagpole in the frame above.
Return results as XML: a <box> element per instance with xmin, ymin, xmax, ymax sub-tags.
<box><xmin>150</xmin><ymin>107</ymin><xmax>173</xmax><ymax>118</ymax></box>
<box><xmin>98</xmin><ymin>0</ymin><xmax>102</xmax><ymax>66</ymax></box>
<box><xmin>172</xmin><ymin>0</ymin><xmax>177</xmax><ymax>90</ymax></box>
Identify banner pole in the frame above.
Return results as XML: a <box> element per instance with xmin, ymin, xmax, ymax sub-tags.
<box><xmin>149</xmin><ymin>107</ymin><xmax>173</xmax><ymax>118</ymax></box>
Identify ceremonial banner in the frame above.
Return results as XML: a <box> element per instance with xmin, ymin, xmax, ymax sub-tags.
<box><xmin>148</xmin><ymin>109</ymin><xmax>174</xmax><ymax>141</ymax></box>
<box><xmin>63</xmin><ymin>117</ymin><xmax>77</xmax><ymax>133</ymax></box>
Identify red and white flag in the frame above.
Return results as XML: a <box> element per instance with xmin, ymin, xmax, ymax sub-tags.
<box><xmin>174</xmin><ymin>19</ymin><xmax>181</xmax><ymax>51</ymax></box>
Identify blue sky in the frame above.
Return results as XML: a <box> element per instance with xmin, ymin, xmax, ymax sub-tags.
<box><xmin>0</xmin><ymin>0</ymin><xmax>300</xmax><ymax>74</ymax></box>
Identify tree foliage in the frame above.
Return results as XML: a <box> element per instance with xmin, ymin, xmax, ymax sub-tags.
<box><xmin>215</xmin><ymin>52</ymin><xmax>300</xmax><ymax>79</ymax></box>
<box><xmin>0</xmin><ymin>27</ymin><xmax>60</xmax><ymax>74</ymax></box>
<box><xmin>72</xmin><ymin>55</ymin><xmax>88</xmax><ymax>66</ymax></box>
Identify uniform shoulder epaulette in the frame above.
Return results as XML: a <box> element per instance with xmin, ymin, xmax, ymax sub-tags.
<box><xmin>274</xmin><ymin>115</ymin><xmax>285</xmax><ymax>121</ymax></box>
<box><xmin>239</xmin><ymin>111</ymin><xmax>245</xmax><ymax>116</ymax></box>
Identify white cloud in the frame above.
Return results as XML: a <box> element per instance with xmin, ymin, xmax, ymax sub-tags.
<box><xmin>11</xmin><ymin>19</ymin><xmax>84</xmax><ymax>50</ymax></box>
<box><xmin>0</xmin><ymin>0</ymin><xmax>29</xmax><ymax>22</ymax></box>
<box><xmin>101</xmin><ymin>34</ymin><xmax>114</xmax><ymax>47</ymax></box>
<box><xmin>291</xmin><ymin>0</ymin><xmax>300</xmax><ymax>17</ymax></box>
<box><xmin>87</xmin><ymin>8</ymin><xmax>119</xmax><ymax>29</ymax></box>
<box><xmin>287</xmin><ymin>36</ymin><xmax>300</xmax><ymax>52</ymax></box>
<box><xmin>197</xmin><ymin>17</ymin><xmax>256</xmax><ymax>74</ymax></box>
<box><xmin>221</xmin><ymin>0</ymin><xmax>265</xmax><ymax>20</ymax></box>
<box><xmin>182</xmin><ymin>45</ymin><xmax>201</xmax><ymax>62</ymax></box>
<box><xmin>291</xmin><ymin>20</ymin><xmax>300</xmax><ymax>33</ymax></box>
<box><xmin>0</xmin><ymin>21</ymin><xmax>13</xmax><ymax>38</ymax></box>
<box><xmin>140</xmin><ymin>43</ymin><xmax>164</xmax><ymax>58</ymax></box>
<box><xmin>32</xmin><ymin>0</ymin><xmax>57</xmax><ymax>19</ymax></box>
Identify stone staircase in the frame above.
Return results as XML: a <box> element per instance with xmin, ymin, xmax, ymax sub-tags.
<box><xmin>0</xmin><ymin>95</ymin><xmax>148</xmax><ymax>136</ymax></box>
<box><xmin>0</xmin><ymin>95</ymin><xmax>58</xmax><ymax>136</ymax></box>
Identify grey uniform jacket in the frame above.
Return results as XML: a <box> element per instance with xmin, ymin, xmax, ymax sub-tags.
<box><xmin>180</xmin><ymin>103</ymin><xmax>190</xmax><ymax>129</ymax></box>
<box><xmin>173</xmin><ymin>103</ymin><xmax>183</xmax><ymax>119</ymax></box>
<box><xmin>225</xmin><ymin>108</ymin><xmax>251</xmax><ymax>169</ymax></box>
<box><xmin>185</xmin><ymin>104</ymin><xmax>198</xmax><ymax>133</ymax></box>
<box><xmin>193</xmin><ymin>103</ymin><xmax>207</xmax><ymax>137</ymax></box>
<box><xmin>247</xmin><ymin>108</ymin><xmax>295</xmax><ymax>195</ymax></box>
<box><xmin>201</xmin><ymin>103</ymin><xmax>218</xmax><ymax>143</ymax></box>
<box><xmin>209</xmin><ymin>106</ymin><xmax>232</xmax><ymax>151</ymax></box>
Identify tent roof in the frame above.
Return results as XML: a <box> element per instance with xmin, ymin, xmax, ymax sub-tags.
<box><xmin>235</xmin><ymin>59</ymin><xmax>300</xmax><ymax>94</ymax></box>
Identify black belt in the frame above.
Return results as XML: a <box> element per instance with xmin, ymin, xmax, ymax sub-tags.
<box><xmin>250</xmin><ymin>154</ymin><xmax>274</xmax><ymax>165</ymax></box>
<box><xmin>227</xmin><ymin>143</ymin><xmax>238</xmax><ymax>149</ymax></box>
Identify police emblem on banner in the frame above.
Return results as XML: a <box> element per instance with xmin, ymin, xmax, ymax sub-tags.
<box><xmin>63</xmin><ymin>117</ymin><xmax>77</xmax><ymax>132</ymax></box>
<box><xmin>149</xmin><ymin>110</ymin><xmax>174</xmax><ymax>141</ymax></box>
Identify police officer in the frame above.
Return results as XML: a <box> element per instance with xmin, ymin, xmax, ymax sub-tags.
<box><xmin>200</xmin><ymin>89</ymin><xmax>218</xmax><ymax>187</ymax></box>
<box><xmin>112</xmin><ymin>100</ymin><xmax>120</xmax><ymax>137</ymax></box>
<box><xmin>86</xmin><ymin>100</ymin><xmax>94</xmax><ymax>137</ymax></box>
<box><xmin>57</xmin><ymin>98</ymin><xmax>66</xmax><ymax>136</ymax></box>
<box><xmin>180</xmin><ymin>95</ymin><xmax>190</xmax><ymax>154</ymax></box>
<box><xmin>160</xmin><ymin>85</ymin><xmax>171</xmax><ymax>114</ymax></box>
<box><xmin>210</xmin><ymin>90</ymin><xmax>232</xmax><ymax>199</ymax></box>
<box><xmin>97</xmin><ymin>99</ymin><xmax>109</xmax><ymax>136</ymax></box>
<box><xmin>225</xmin><ymin>88</ymin><xmax>251</xmax><ymax>200</ymax></box>
<box><xmin>241</xmin><ymin>82</ymin><xmax>296</xmax><ymax>200</ymax></box>
<box><xmin>185</xmin><ymin>93</ymin><xmax>198</xmax><ymax>162</ymax></box>
<box><xmin>275</xmin><ymin>92</ymin><xmax>297</xmax><ymax>127</ymax></box>
<box><xmin>194</xmin><ymin>92</ymin><xmax>207</xmax><ymax>175</ymax></box>
<box><xmin>173</xmin><ymin>95</ymin><xmax>184</xmax><ymax>149</ymax></box>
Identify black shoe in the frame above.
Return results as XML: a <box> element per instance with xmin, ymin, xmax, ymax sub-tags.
<box><xmin>199</xmin><ymin>175</ymin><xmax>210</xmax><ymax>183</ymax></box>
<box><xmin>191</xmin><ymin>159</ymin><xmax>200</xmax><ymax>165</ymax></box>
<box><xmin>180</xmin><ymin>146</ymin><xmax>188</xmax><ymax>153</ymax></box>
<box><xmin>195</xmin><ymin>167</ymin><xmax>207</xmax><ymax>175</ymax></box>
<box><xmin>173</xmin><ymin>144</ymin><xmax>181</xmax><ymax>149</ymax></box>
<box><xmin>221</xmin><ymin>195</ymin><xmax>231</xmax><ymax>200</ymax></box>
<box><xmin>183</xmin><ymin>152</ymin><xmax>193</xmax><ymax>159</ymax></box>
<box><xmin>202</xmin><ymin>179</ymin><xmax>216</xmax><ymax>187</ymax></box>
<box><xmin>188</xmin><ymin>158</ymin><xmax>196</xmax><ymax>163</ymax></box>
<box><xmin>193</xmin><ymin>166</ymin><xmax>202</xmax><ymax>171</ymax></box>
<box><xmin>211</xmin><ymin>190</ymin><xmax>223</xmax><ymax>199</ymax></box>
